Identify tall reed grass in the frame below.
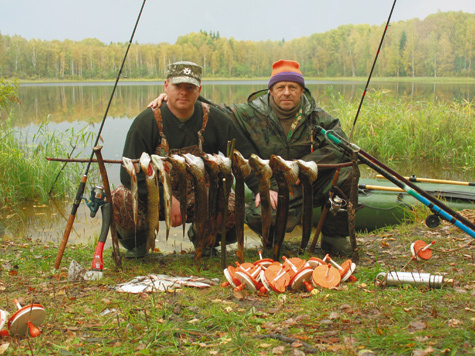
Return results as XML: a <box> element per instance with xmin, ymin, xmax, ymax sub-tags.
<box><xmin>0</xmin><ymin>115</ymin><xmax>95</xmax><ymax>210</ymax></box>
<box><xmin>326</xmin><ymin>89</ymin><xmax>475</xmax><ymax>168</ymax></box>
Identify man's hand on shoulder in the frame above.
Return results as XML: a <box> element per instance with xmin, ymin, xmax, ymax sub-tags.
<box><xmin>147</xmin><ymin>93</ymin><xmax>168</xmax><ymax>109</ymax></box>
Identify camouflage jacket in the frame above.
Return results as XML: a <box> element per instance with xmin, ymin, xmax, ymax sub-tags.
<box><xmin>223</xmin><ymin>88</ymin><xmax>350</xmax><ymax>165</ymax></box>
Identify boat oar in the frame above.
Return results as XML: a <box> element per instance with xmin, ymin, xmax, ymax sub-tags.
<box><xmin>53</xmin><ymin>0</ymin><xmax>147</xmax><ymax>272</ymax></box>
<box><xmin>359</xmin><ymin>184</ymin><xmax>404</xmax><ymax>192</ymax></box>
<box><xmin>316</xmin><ymin>126</ymin><xmax>475</xmax><ymax>239</ymax></box>
<box><xmin>376</xmin><ymin>174</ymin><xmax>475</xmax><ymax>187</ymax></box>
<box><xmin>359</xmin><ymin>184</ymin><xmax>475</xmax><ymax>202</ymax></box>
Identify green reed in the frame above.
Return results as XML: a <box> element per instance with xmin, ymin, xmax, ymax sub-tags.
<box><xmin>0</xmin><ymin>114</ymin><xmax>95</xmax><ymax>209</ymax></box>
<box><xmin>326</xmin><ymin>89</ymin><xmax>475</xmax><ymax>168</ymax></box>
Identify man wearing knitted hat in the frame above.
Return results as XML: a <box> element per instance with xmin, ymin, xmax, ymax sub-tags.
<box><xmin>226</xmin><ymin>59</ymin><xmax>354</xmax><ymax>256</ymax></box>
<box><xmin>148</xmin><ymin>59</ymin><xmax>354</xmax><ymax>256</ymax></box>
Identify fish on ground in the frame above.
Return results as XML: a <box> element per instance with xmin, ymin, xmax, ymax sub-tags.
<box><xmin>296</xmin><ymin>160</ymin><xmax>318</xmax><ymax>253</ymax></box>
<box><xmin>139</xmin><ymin>152</ymin><xmax>160</xmax><ymax>253</ymax></box>
<box><xmin>183</xmin><ymin>153</ymin><xmax>209</xmax><ymax>262</ymax></box>
<box><xmin>167</xmin><ymin>154</ymin><xmax>188</xmax><ymax>237</ymax></box>
<box><xmin>232</xmin><ymin>150</ymin><xmax>251</xmax><ymax>262</ymax></box>
<box><xmin>269</xmin><ymin>155</ymin><xmax>299</xmax><ymax>260</ymax></box>
<box><xmin>151</xmin><ymin>155</ymin><xmax>172</xmax><ymax>241</ymax></box>
<box><xmin>248</xmin><ymin>154</ymin><xmax>273</xmax><ymax>250</ymax></box>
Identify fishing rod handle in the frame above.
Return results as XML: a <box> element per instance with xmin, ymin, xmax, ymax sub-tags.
<box><xmin>53</xmin><ymin>175</ymin><xmax>87</xmax><ymax>271</ymax></box>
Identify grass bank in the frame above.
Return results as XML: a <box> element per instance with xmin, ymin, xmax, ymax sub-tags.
<box><xmin>328</xmin><ymin>90</ymin><xmax>475</xmax><ymax>169</ymax></box>
<box><xmin>0</xmin><ymin>210</ymin><xmax>474</xmax><ymax>355</ymax></box>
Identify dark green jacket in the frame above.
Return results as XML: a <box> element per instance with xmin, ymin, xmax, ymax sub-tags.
<box><xmin>224</xmin><ymin>88</ymin><xmax>349</xmax><ymax>165</ymax></box>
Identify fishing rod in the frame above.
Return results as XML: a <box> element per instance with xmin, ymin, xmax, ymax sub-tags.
<box><xmin>53</xmin><ymin>0</ymin><xmax>147</xmax><ymax>272</ymax></box>
<box><xmin>348</xmin><ymin>0</ymin><xmax>397</xmax><ymax>142</ymax></box>
<box><xmin>310</xmin><ymin>0</ymin><xmax>397</xmax><ymax>252</ymax></box>
<box><xmin>317</xmin><ymin>127</ymin><xmax>475</xmax><ymax>239</ymax></box>
<box><xmin>376</xmin><ymin>174</ymin><xmax>475</xmax><ymax>187</ymax></box>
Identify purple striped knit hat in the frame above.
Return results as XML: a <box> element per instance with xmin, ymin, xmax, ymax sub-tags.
<box><xmin>268</xmin><ymin>60</ymin><xmax>305</xmax><ymax>89</ymax></box>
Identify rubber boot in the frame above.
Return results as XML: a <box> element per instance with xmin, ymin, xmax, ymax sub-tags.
<box><xmin>321</xmin><ymin>235</ymin><xmax>353</xmax><ymax>256</ymax></box>
<box><xmin>116</xmin><ymin>226</ymin><xmax>148</xmax><ymax>259</ymax></box>
<box><xmin>187</xmin><ymin>225</ymin><xmax>217</xmax><ymax>257</ymax></box>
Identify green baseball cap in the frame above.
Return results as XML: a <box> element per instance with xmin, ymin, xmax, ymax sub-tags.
<box><xmin>166</xmin><ymin>61</ymin><xmax>202</xmax><ymax>87</ymax></box>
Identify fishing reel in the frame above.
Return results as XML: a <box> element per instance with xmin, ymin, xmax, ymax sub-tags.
<box><xmin>329</xmin><ymin>195</ymin><xmax>347</xmax><ymax>215</ymax></box>
<box><xmin>82</xmin><ymin>186</ymin><xmax>106</xmax><ymax>218</ymax></box>
<box><xmin>425</xmin><ymin>214</ymin><xmax>441</xmax><ymax>229</ymax></box>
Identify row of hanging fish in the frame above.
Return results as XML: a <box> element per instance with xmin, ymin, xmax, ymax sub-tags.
<box><xmin>122</xmin><ymin>152</ymin><xmax>234</xmax><ymax>261</ymax></box>
<box><xmin>122</xmin><ymin>151</ymin><xmax>319</xmax><ymax>262</ymax></box>
<box><xmin>234</xmin><ymin>153</ymin><xmax>319</xmax><ymax>261</ymax></box>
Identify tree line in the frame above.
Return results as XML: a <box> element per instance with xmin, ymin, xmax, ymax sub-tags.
<box><xmin>0</xmin><ymin>11</ymin><xmax>473</xmax><ymax>80</ymax></box>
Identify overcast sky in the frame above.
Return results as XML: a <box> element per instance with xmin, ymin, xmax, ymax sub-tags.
<box><xmin>1</xmin><ymin>0</ymin><xmax>474</xmax><ymax>44</ymax></box>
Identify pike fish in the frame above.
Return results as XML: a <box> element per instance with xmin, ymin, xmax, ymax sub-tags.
<box><xmin>167</xmin><ymin>154</ymin><xmax>188</xmax><ymax>237</ymax></box>
<box><xmin>139</xmin><ymin>152</ymin><xmax>159</xmax><ymax>253</ymax></box>
<box><xmin>232</xmin><ymin>150</ymin><xmax>251</xmax><ymax>262</ymax></box>
<box><xmin>202</xmin><ymin>153</ymin><xmax>221</xmax><ymax>241</ymax></box>
<box><xmin>183</xmin><ymin>153</ymin><xmax>208</xmax><ymax>262</ymax></box>
<box><xmin>269</xmin><ymin>155</ymin><xmax>299</xmax><ymax>260</ymax></box>
<box><xmin>151</xmin><ymin>155</ymin><xmax>172</xmax><ymax>241</ymax></box>
<box><xmin>296</xmin><ymin>160</ymin><xmax>318</xmax><ymax>253</ymax></box>
<box><xmin>122</xmin><ymin>157</ymin><xmax>139</xmax><ymax>231</ymax></box>
<box><xmin>216</xmin><ymin>155</ymin><xmax>233</xmax><ymax>249</ymax></box>
<box><xmin>248</xmin><ymin>154</ymin><xmax>273</xmax><ymax>249</ymax></box>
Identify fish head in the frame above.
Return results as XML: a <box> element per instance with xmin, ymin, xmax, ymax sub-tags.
<box><xmin>168</xmin><ymin>154</ymin><xmax>186</xmax><ymax>172</ymax></box>
<box><xmin>139</xmin><ymin>152</ymin><xmax>155</xmax><ymax>177</ymax></box>
<box><xmin>122</xmin><ymin>157</ymin><xmax>138</xmax><ymax>178</ymax></box>
<box><xmin>218</xmin><ymin>155</ymin><xmax>232</xmax><ymax>176</ymax></box>
<box><xmin>249</xmin><ymin>154</ymin><xmax>271</xmax><ymax>178</ymax></box>
<box><xmin>232</xmin><ymin>150</ymin><xmax>251</xmax><ymax>178</ymax></box>
<box><xmin>150</xmin><ymin>154</ymin><xmax>165</xmax><ymax>172</ymax></box>
<box><xmin>202</xmin><ymin>153</ymin><xmax>220</xmax><ymax>176</ymax></box>
<box><xmin>183</xmin><ymin>153</ymin><xmax>205</xmax><ymax>176</ymax></box>
<box><xmin>297</xmin><ymin>160</ymin><xmax>318</xmax><ymax>183</ymax></box>
<box><xmin>270</xmin><ymin>155</ymin><xmax>299</xmax><ymax>193</ymax></box>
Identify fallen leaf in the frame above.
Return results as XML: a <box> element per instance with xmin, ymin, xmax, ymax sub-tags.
<box><xmin>291</xmin><ymin>341</ymin><xmax>303</xmax><ymax>348</ymax></box>
<box><xmin>408</xmin><ymin>320</ymin><xmax>427</xmax><ymax>332</ymax></box>
<box><xmin>448</xmin><ymin>319</ymin><xmax>462</xmax><ymax>327</ymax></box>
<box><xmin>0</xmin><ymin>342</ymin><xmax>10</xmax><ymax>355</ymax></box>
<box><xmin>272</xmin><ymin>346</ymin><xmax>285</xmax><ymax>354</ymax></box>
<box><xmin>233</xmin><ymin>291</ymin><xmax>244</xmax><ymax>300</ymax></box>
<box><xmin>340</xmin><ymin>304</ymin><xmax>352</xmax><ymax>312</ymax></box>
<box><xmin>259</xmin><ymin>343</ymin><xmax>272</xmax><ymax>348</ymax></box>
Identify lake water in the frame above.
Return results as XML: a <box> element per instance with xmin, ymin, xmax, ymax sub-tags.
<box><xmin>7</xmin><ymin>80</ymin><xmax>475</xmax><ymax>252</ymax></box>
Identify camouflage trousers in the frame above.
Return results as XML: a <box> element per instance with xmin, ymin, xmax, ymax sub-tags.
<box><xmin>111</xmin><ymin>182</ymin><xmax>236</xmax><ymax>240</ymax></box>
<box><xmin>245</xmin><ymin>165</ymin><xmax>354</xmax><ymax>239</ymax></box>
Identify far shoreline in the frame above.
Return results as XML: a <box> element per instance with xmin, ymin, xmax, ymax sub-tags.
<box><xmin>13</xmin><ymin>76</ymin><xmax>475</xmax><ymax>86</ymax></box>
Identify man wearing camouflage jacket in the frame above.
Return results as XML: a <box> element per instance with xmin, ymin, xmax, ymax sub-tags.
<box><xmin>222</xmin><ymin>60</ymin><xmax>355</xmax><ymax>256</ymax></box>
